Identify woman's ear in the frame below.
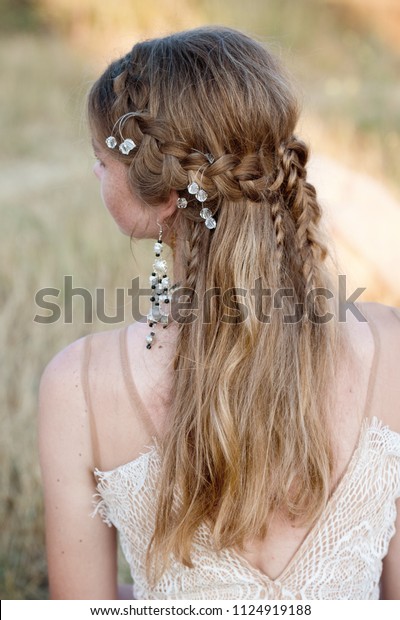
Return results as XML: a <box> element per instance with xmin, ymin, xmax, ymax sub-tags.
<box><xmin>158</xmin><ymin>190</ymin><xmax>180</xmax><ymax>248</ymax></box>
<box><xmin>160</xmin><ymin>189</ymin><xmax>179</xmax><ymax>220</ymax></box>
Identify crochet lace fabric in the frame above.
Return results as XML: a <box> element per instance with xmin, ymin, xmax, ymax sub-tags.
<box><xmin>92</xmin><ymin>417</ymin><xmax>400</xmax><ymax>600</ymax></box>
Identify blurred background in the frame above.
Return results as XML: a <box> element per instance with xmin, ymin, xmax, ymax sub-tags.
<box><xmin>0</xmin><ymin>0</ymin><xmax>399</xmax><ymax>600</ymax></box>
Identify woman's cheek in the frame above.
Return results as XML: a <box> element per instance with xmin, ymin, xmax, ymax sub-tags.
<box><xmin>102</xmin><ymin>191</ymin><xmax>134</xmax><ymax>234</ymax></box>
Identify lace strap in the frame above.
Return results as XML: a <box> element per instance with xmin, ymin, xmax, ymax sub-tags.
<box><xmin>119</xmin><ymin>325</ymin><xmax>159</xmax><ymax>440</ymax></box>
<box><xmin>81</xmin><ymin>333</ymin><xmax>102</xmax><ymax>468</ymax></box>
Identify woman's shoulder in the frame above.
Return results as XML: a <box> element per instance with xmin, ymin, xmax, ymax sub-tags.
<box><xmin>357</xmin><ymin>300</ymin><xmax>400</xmax><ymax>327</ymax></box>
<box><xmin>41</xmin><ymin>322</ymin><xmax>149</xmax><ymax>377</ymax></box>
<box><xmin>39</xmin><ymin>324</ymin><xmax>142</xmax><ymax>470</ymax></box>
<box><xmin>38</xmin><ymin>332</ymin><xmax>99</xmax><ymax>473</ymax></box>
<box><xmin>346</xmin><ymin>301</ymin><xmax>400</xmax><ymax>352</ymax></box>
<box><xmin>39</xmin><ymin>324</ymin><xmax>134</xmax><ymax>411</ymax></box>
<box><xmin>39</xmin><ymin>323</ymin><xmax>145</xmax><ymax>428</ymax></box>
<box><xmin>355</xmin><ymin>301</ymin><xmax>400</xmax><ymax>434</ymax></box>
<box><xmin>41</xmin><ymin>329</ymin><xmax>120</xmax><ymax>385</ymax></box>
<box><xmin>40</xmin><ymin>321</ymin><xmax>177</xmax><ymax>470</ymax></box>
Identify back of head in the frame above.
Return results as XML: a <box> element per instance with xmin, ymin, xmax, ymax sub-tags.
<box><xmin>89</xmin><ymin>27</ymin><xmax>341</xmax><ymax>583</ymax></box>
<box><xmin>89</xmin><ymin>26</ymin><xmax>297</xmax><ymax>202</ymax></box>
<box><xmin>89</xmin><ymin>27</ymin><xmax>329</xmax><ymax>307</ymax></box>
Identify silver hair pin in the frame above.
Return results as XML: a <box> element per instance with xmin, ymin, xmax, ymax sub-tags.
<box><xmin>106</xmin><ymin>112</ymin><xmax>138</xmax><ymax>155</ymax></box>
<box><xmin>184</xmin><ymin>151</ymin><xmax>216</xmax><ymax>228</ymax></box>
<box><xmin>186</xmin><ymin>180</ymin><xmax>216</xmax><ymax>229</ymax></box>
<box><xmin>190</xmin><ymin>148</ymin><xmax>215</xmax><ymax>165</ymax></box>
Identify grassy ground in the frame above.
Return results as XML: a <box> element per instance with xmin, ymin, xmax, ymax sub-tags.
<box><xmin>0</xmin><ymin>0</ymin><xmax>399</xmax><ymax>599</ymax></box>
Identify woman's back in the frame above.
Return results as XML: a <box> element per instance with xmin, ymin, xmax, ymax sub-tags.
<box><xmin>83</xmin><ymin>301</ymin><xmax>400</xmax><ymax>598</ymax></box>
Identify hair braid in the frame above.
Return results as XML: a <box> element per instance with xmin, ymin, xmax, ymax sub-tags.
<box><xmin>294</xmin><ymin>182</ymin><xmax>327</xmax><ymax>295</ymax></box>
<box><xmin>269</xmin><ymin>195</ymin><xmax>286</xmax><ymax>273</ymax></box>
<box><xmin>271</xmin><ymin>137</ymin><xmax>328</xmax><ymax>308</ymax></box>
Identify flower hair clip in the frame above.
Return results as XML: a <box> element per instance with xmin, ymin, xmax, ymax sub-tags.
<box><xmin>106</xmin><ymin>112</ymin><xmax>138</xmax><ymax>155</ymax></box>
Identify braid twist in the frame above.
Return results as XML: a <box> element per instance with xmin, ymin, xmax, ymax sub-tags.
<box><xmin>201</xmin><ymin>153</ymin><xmax>269</xmax><ymax>203</ymax></box>
<box><xmin>269</xmin><ymin>137</ymin><xmax>328</xmax><ymax>300</ymax></box>
<box><xmin>161</xmin><ymin>144</ymin><xmax>272</xmax><ymax>205</ymax></box>
<box><xmin>269</xmin><ymin>194</ymin><xmax>286</xmax><ymax>272</ymax></box>
<box><xmin>182</xmin><ymin>219</ymin><xmax>206</xmax><ymax>297</ymax></box>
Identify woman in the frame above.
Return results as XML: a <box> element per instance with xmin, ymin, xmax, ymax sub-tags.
<box><xmin>38</xmin><ymin>27</ymin><xmax>400</xmax><ymax>599</ymax></box>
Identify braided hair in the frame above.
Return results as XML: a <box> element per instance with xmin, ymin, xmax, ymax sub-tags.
<box><xmin>88</xmin><ymin>27</ymin><xmax>342</xmax><ymax>582</ymax></box>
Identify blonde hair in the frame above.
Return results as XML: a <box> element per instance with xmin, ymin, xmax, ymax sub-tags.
<box><xmin>88</xmin><ymin>27</ymin><xmax>344</xmax><ymax>583</ymax></box>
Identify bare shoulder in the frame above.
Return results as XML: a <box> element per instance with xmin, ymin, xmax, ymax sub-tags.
<box><xmin>38</xmin><ymin>330</ymin><xmax>119</xmax><ymax>599</ymax></box>
<box><xmin>40</xmin><ymin>321</ymin><xmax>177</xmax><ymax>472</ymax></box>
<box><xmin>39</xmin><ymin>332</ymin><xmax>89</xmax><ymax>425</ymax></box>
<box><xmin>40</xmin><ymin>328</ymin><xmax>116</xmax><ymax>383</ymax></box>
<box><xmin>357</xmin><ymin>300</ymin><xmax>400</xmax><ymax>328</ymax></box>
<box><xmin>40</xmin><ymin>325</ymin><xmax>128</xmax><ymax>388</ymax></box>
<box><xmin>352</xmin><ymin>300</ymin><xmax>400</xmax><ymax>352</ymax></box>
<box><xmin>356</xmin><ymin>301</ymin><xmax>400</xmax><ymax>434</ymax></box>
<box><xmin>38</xmin><ymin>328</ymin><xmax>122</xmax><ymax>464</ymax></box>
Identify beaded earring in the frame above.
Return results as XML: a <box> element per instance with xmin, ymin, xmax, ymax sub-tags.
<box><xmin>146</xmin><ymin>223</ymin><xmax>170</xmax><ymax>349</ymax></box>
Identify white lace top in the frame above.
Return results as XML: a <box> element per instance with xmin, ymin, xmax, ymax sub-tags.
<box><xmin>92</xmin><ymin>417</ymin><xmax>400</xmax><ymax>600</ymax></box>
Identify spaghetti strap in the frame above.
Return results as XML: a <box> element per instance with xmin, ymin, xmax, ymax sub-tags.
<box><xmin>363</xmin><ymin>310</ymin><xmax>380</xmax><ymax>421</ymax></box>
<box><xmin>391</xmin><ymin>306</ymin><xmax>400</xmax><ymax>324</ymax></box>
<box><xmin>119</xmin><ymin>325</ymin><xmax>159</xmax><ymax>440</ymax></box>
<box><xmin>82</xmin><ymin>334</ymin><xmax>102</xmax><ymax>468</ymax></box>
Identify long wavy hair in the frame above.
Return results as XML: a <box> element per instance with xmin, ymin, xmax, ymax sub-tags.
<box><xmin>88</xmin><ymin>27</ymin><xmax>345</xmax><ymax>583</ymax></box>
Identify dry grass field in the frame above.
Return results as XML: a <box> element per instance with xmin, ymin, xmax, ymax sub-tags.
<box><xmin>0</xmin><ymin>29</ymin><xmax>154</xmax><ymax>599</ymax></box>
<box><xmin>0</xmin><ymin>0</ymin><xmax>399</xmax><ymax>599</ymax></box>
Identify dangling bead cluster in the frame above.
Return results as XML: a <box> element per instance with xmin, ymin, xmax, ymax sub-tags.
<box><xmin>146</xmin><ymin>228</ymin><xmax>170</xmax><ymax>349</ymax></box>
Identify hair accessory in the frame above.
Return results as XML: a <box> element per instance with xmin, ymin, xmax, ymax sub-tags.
<box><xmin>199</xmin><ymin>207</ymin><xmax>216</xmax><ymax>229</ymax></box>
<box><xmin>146</xmin><ymin>223</ymin><xmax>170</xmax><ymax>349</ymax></box>
<box><xmin>188</xmin><ymin>182</ymin><xmax>200</xmax><ymax>195</ymax></box>
<box><xmin>186</xmin><ymin>182</ymin><xmax>216</xmax><ymax>229</ymax></box>
<box><xmin>119</xmin><ymin>138</ymin><xmax>136</xmax><ymax>155</ymax></box>
<box><xmin>190</xmin><ymin>148</ymin><xmax>215</xmax><ymax>165</ymax></box>
<box><xmin>106</xmin><ymin>112</ymin><xmax>138</xmax><ymax>155</ymax></box>
<box><xmin>105</xmin><ymin>136</ymin><xmax>117</xmax><ymax>149</ymax></box>
<box><xmin>177</xmin><ymin>197</ymin><xmax>188</xmax><ymax>209</ymax></box>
